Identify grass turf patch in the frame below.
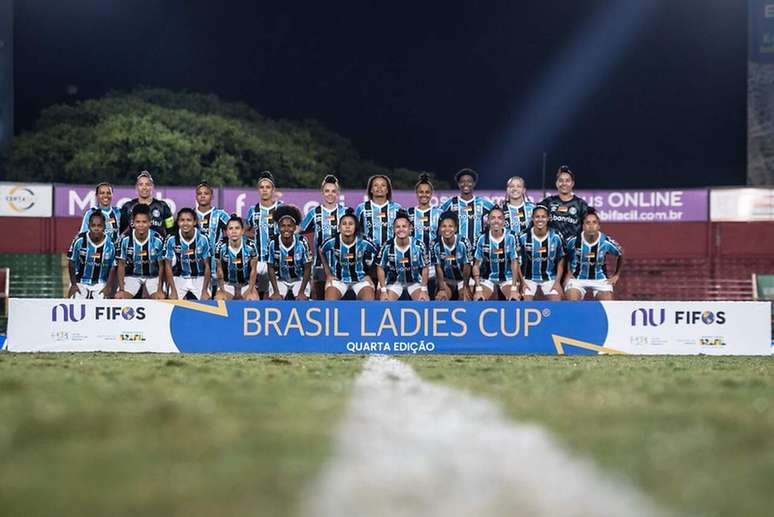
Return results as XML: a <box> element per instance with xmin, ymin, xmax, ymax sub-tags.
<box><xmin>0</xmin><ymin>353</ymin><xmax>362</xmax><ymax>517</ymax></box>
<box><xmin>405</xmin><ymin>355</ymin><xmax>774</xmax><ymax>517</ymax></box>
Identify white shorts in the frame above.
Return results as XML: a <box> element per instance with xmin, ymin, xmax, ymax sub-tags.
<box><xmin>479</xmin><ymin>279</ymin><xmax>514</xmax><ymax>293</ymax></box>
<box><xmin>328</xmin><ymin>278</ymin><xmax>373</xmax><ymax>297</ymax></box>
<box><xmin>523</xmin><ymin>279</ymin><xmax>559</xmax><ymax>297</ymax></box>
<box><xmin>123</xmin><ymin>276</ymin><xmax>160</xmax><ymax>296</ymax></box>
<box><xmin>73</xmin><ymin>282</ymin><xmax>106</xmax><ymax>299</ymax></box>
<box><xmin>270</xmin><ymin>280</ymin><xmax>311</xmax><ymax>299</ymax></box>
<box><xmin>385</xmin><ymin>282</ymin><xmax>424</xmax><ymax>297</ymax></box>
<box><xmin>565</xmin><ymin>278</ymin><xmax>613</xmax><ymax>298</ymax></box>
<box><xmin>171</xmin><ymin>276</ymin><xmax>206</xmax><ymax>299</ymax></box>
<box><xmin>222</xmin><ymin>283</ymin><xmax>251</xmax><ymax>296</ymax></box>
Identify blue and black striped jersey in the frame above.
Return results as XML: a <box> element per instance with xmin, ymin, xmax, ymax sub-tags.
<box><xmin>320</xmin><ymin>235</ymin><xmax>377</xmax><ymax>283</ymax></box>
<box><xmin>68</xmin><ymin>232</ymin><xmax>116</xmax><ymax>285</ymax></box>
<box><xmin>432</xmin><ymin>237</ymin><xmax>473</xmax><ymax>282</ymax></box>
<box><xmin>502</xmin><ymin>201</ymin><xmax>535</xmax><ymax>236</ymax></box>
<box><xmin>79</xmin><ymin>207</ymin><xmax>121</xmax><ymax>244</ymax></box>
<box><xmin>355</xmin><ymin>200</ymin><xmax>402</xmax><ymax>248</ymax></box>
<box><xmin>474</xmin><ymin>232</ymin><xmax>520</xmax><ymax>282</ymax></box>
<box><xmin>164</xmin><ymin>230</ymin><xmax>211</xmax><ymax>278</ymax></box>
<box><xmin>566</xmin><ymin>232</ymin><xmax>623</xmax><ymax>280</ymax></box>
<box><xmin>518</xmin><ymin>229</ymin><xmax>565</xmax><ymax>281</ymax></box>
<box><xmin>246</xmin><ymin>201</ymin><xmax>283</xmax><ymax>262</ymax></box>
<box><xmin>268</xmin><ymin>235</ymin><xmax>313</xmax><ymax>282</ymax></box>
<box><xmin>377</xmin><ymin>238</ymin><xmax>428</xmax><ymax>285</ymax></box>
<box><xmin>197</xmin><ymin>207</ymin><xmax>230</xmax><ymax>248</ymax></box>
<box><xmin>215</xmin><ymin>237</ymin><xmax>258</xmax><ymax>285</ymax></box>
<box><xmin>439</xmin><ymin>196</ymin><xmax>494</xmax><ymax>245</ymax></box>
<box><xmin>117</xmin><ymin>230</ymin><xmax>165</xmax><ymax>277</ymax></box>
<box><xmin>300</xmin><ymin>204</ymin><xmax>348</xmax><ymax>263</ymax></box>
<box><xmin>408</xmin><ymin>206</ymin><xmax>441</xmax><ymax>251</ymax></box>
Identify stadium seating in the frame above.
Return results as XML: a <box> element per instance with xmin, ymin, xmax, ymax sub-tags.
<box><xmin>0</xmin><ymin>253</ymin><xmax>67</xmax><ymax>332</ymax></box>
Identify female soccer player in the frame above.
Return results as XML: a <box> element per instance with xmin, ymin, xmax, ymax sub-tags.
<box><xmin>355</xmin><ymin>174</ymin><xmax>402</xmax><ymax>249</ymax></box>
<box><xmin>472</xmin><ymin>206</ymin><xmax>522</xmax><ymax>301</ymax></box>
<box><xmin>246</xmin><ymin>170</ymin><xmax>282</xmax><ymax>298</ymax></box>
<box><xmin>195</xmin><ymin>181</ymin><xmax>230</xmax><ymax>297</ymax></box>
<box><xmin>164</xmin><ymin>208</ymin><xmax>212</xmax><ymax>300</ymax></box>
<box><xmin>518</xmin><ymin>205</ymin><xmax>565</xmax><ymax>301</ymax></box>
<box><xmin>433</xmin><ymin>211</ymin><xmax>474</xmax><ymax>301</ymax></box>
<box><xmin>502</xmin><ymin>176</ymin><xmax>535</xmax><ymax>236</ymax></box>
<box><xmin>119</xmin><ymin>170</ymin><xmax>174</xmax><ymax>237</ymax></box>
<box><xmin>538</xmin><ymin>165</ymin><xmax>589</xmax><ymax>242</ymax></box>
<box><xmin>408</xmin><ymin>173</ymin><xmax>441</xmax><ymax>251</ymax></box>
<box><xmin>115</xmin><ymin>204</ymin><xmax>166</xmax><ymax>299</ymax></box>
<box><xmin>440</xmin><ymin>168</ymin><xmax>494</xmax><ymax>246</ymax></box>
<box><xmin>67</xmin><ymin>210</ymin><xmax>116</xmax><ymax>299</ymax></box>
<box><xmin>565</xmin><ymin>209</ymin><xmax>624</xmax><ymax>300</ymax></box>
<box><xmin>376</xmin><ymin>211</ymin><xmax>429</xmax><ymax>301</ymax></box>
<box><xmin>79</xmin><ymin>182</ymin><xmax>121</xmax><ymax>244</ymax></box>
<box><xmin>318</xmin><ymin>209</ymin><xmax>378</xmax><ymax>301</ymax></box>
<box><xmin>267</xmin><ymin>205</ymin><xmax>313</xmax><ymax>301</ymax></box>
<box><xmin>215</xmin><ymin>215</ymin><xmax>259</xmax><ymax>300</ymax></box>
<box><xmin>300</xmin><ymin>174</ymin><xmax>347</xmax><ymax>298</ymax></box>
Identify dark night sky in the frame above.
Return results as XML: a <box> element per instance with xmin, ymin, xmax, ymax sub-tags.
<box><xmin>13</xmin><ymin>0</ymin><xmax>748</xmax><ymax>189</ymax></box>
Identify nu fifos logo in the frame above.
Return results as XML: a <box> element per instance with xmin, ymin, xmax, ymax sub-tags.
<box><xmin>51</xmin><ymin>304</ymin><xmax>147</xmax><ymax>322</ymax></box>
<box><xmin>630</xmin><ymin>308</ymin><xmax>726</xmax><ymax>327</ymax></box>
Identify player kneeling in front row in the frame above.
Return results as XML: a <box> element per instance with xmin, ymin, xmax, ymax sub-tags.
<box><xmin>433</xmin><ymin>211</ymin><xmax>474</xmax><ymax>300</ymax></box>
<box><xmin>115</xmin><ymin>204</ymin><xmax>166</xmax><ymax>299</ymax></box>
<box><xmin>376</xmin><ymin>210</ymin><xmax>429</xmax><ymax>301</ymax></box>
<box><xmin>518</xmin><ymin>204</ymin><xmax>565</xmax><ymax>301</ymax></box>
<box><xmin>164</xmin><ymin>208</ymin><xmax>212</xmax><ymax>300</ymax></box>
<box><xmin>214</xmin><ymin>215</ymin><xmax>259</xmax><ymax>300</ymax></box>
<box><xmin>319</xmin><ymin>209</ymin><xmax>378</xmax><ymax>300</ymax></box>
<box><xmin>67</xmin><ymin>210</ymin><xmax>116</xmax><ymax>299</ymax></box>
<box><xmin>472</xmin><ymin>206</ymin><xmax>522</xmax><ymax>300</ymax></box>
<box><xmin>565</xmin><ymin>209</ymin><xmax>623</xmax><ymax>300</ymax></box>
<box><xmin>267</xmin><ymin>205</ymin><xmax>313</xmax><ymax>301</ymax></box>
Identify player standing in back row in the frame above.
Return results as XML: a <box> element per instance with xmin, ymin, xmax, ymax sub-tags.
<box><xmin>538</xmin><ymin>165</ymin><xmax>589</xmax><ymax>242</ymax></box>
<box><xmin>195</xmin><ymin>181</ymin><xmax>230</xmax><ymax>297</ymax></box>
<box><xmin>440</xmin><ymin>168</ymin><xmax>494</xmax><ymax>246</ymax></box>
<box><xmin>355</xmin><ymin>174</ymin><xmax>402</xmax><ymax>249</ymax></box>
<box><xmin>246</xmin><ymin>170</ymin><xmax>283</xmax><ymax>298</ymax></box>
<box><xmin>119</xmin><ymin>170</ymin><xmax>174</xmax><ymax>237</ymax></box>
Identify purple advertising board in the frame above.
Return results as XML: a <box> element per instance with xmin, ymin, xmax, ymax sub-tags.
<box><xmin>222</xmin><ymin>187</ymin><xmax>708</xmax><ymax>223</ymax></box>
<box><xmin>54</xmin><ymin>184</ymin><xmax>708</xmax><ymax>222</ymax></box>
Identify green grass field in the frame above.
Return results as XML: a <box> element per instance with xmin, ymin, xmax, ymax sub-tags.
<box><xmin>1</xmin><ymin>353</ymin><xmax>772</xmax><ymax>517</ymax></box>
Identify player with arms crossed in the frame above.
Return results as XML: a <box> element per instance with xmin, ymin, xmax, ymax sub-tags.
<box><xmin>319</xmin><ymin>209</ymin><xmax>378</xmax><ymax>301</ymax></box>
<box><xmin>115</xmin><ymin>204</ymin><xmax>166</xmax><ymax>299</ymax></box>
<box><xmin>214</xmin><ymin>215</ymin><xmax>259</xmax><ymax>300</ymax></box>
<box><xmin>119</xmin><ymin>170</ymin><xmax>174</xmax><ymax>237</ymax></box>
<box><xmin>267</xmin><ymin>205</ymin><xmax>313</xmax><ymax>301</ymax></box>
<box><xmin>376</xmin><ymin>211</ymin><xmax>429</xmax><ymax>301</ymax></box>
<box><xmin>518</xmin><ymin>205</ymin><xmax>565</xmax><ymax>301</ymax></box>
<box><xmin>502</xmin><ymin>176</ymin><xmax>534</xmax><ymax>236</ymax></box>
<box><xmin>67</xmin><ymin>210</ymin><xmax>117</xmax><ymax>299</ymax></box>
<box><xmin>538</xmin><ymin>165</ymin><xmax>589</xmax><ymax>242</ymax></box>
<box><xmin>246</xmin><ymin>171</ymin><xmax>282</xmax><ymax>298</ymax></box>
<box><xmin>565</xmin><ymin>209</ymin><xmax>624</xmax><ymax>300</ymax></box>
<box><xmin>355</xmin><ymin>174</ymin><xmax>402</xmax><ymax>249</ymax></box>
<box><xmin>195</xmin><ymin>181</ymin><xmax>229</xmax><ymax>297</ymax></box>
<box><xmin>79</xmin><ymin>182</ymin><xmax>121</xmax><ymax>245</ymax></box>
<box><xmin>300</xmin><ymin>174</ymin><xmax>347</xmax><ymax>299</ymax></box>
<box><xmin>164</xmin><ymin>208</ymin><xmax>211</xmax><ymax>300</ymax></box>
<box><xmin>440</xmin><ymin>168</ymin><xmax>494</xmax><ymax>246</ymax></box>
<box><xmin>472</xmin><ymin>206</ymin><xmax>522</xmax><ymax>301</ymax></box>
<box><xmin>433</xmin><ymin>211</ymin><xmax>474</xmax><ymax>301</ymax></box>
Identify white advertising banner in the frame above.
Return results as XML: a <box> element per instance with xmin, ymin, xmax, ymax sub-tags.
<box><xmin>710</xmin><ymin>188</ymin><xmax>774</xmax><ymax>221</ymax></box>
<box><xmin>5</xmin><ymin>299</ymin><xmax>771</xmax><ymax>355</ymax></box>
<box><xmin>0</xmin><ymin>182</ymin><xmax>53</xmax><ymax>217</ymax></box>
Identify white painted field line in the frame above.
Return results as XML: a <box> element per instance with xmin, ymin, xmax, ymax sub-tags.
<box><xmin>301</xmin><ymin>355</ymin><xmax>663</xmax><ymax>517</ymax></box>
